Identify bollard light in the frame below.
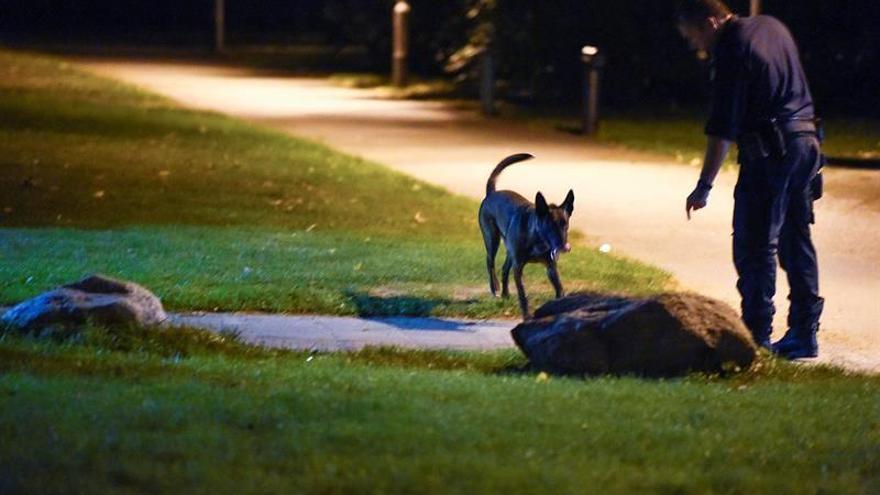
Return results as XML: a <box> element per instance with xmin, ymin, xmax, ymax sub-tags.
<box><xmin>581</xmin><ymin>45</ymin><xmax>599</xmax><ymax>60</ymax></box>
<box><xmin>581</xmin><ymin>45</ymin><xmax>605</xmax><ymax>136</ymax></box>
<box><xmin>392</xmin><ymin>1</ymin><xmax>411</xmax><ymax>88</ymax></box>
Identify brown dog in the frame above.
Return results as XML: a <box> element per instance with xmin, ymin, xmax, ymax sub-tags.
<box><xmin>478</xmin><ymin>153</ymin><xmax>574</xmax><ymax>318</ymax></box>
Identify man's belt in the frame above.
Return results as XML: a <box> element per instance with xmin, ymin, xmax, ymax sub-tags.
<box><xmin>774</xmin><ymin>118</ymin><xmax>817</xmax><ymax>136</ymax></box>
<box><xmin>738</xmin><ymin>117</ymin><xmax>822</xmax><ymax>162</ymax></box>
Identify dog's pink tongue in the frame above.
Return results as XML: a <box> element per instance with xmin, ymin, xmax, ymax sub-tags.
<box><xmin>562</xmin><ymin>243</ymin><xmax>572</xmax><ymax>253</ymax></box>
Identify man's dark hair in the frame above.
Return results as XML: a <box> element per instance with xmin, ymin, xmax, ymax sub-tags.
<box><xmin>674</xmin><ymin>0</ymin><xmax>732</xmax><ymax>25</ymax></box>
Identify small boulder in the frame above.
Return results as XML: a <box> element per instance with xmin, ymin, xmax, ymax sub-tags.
<box><xmin>1</xmin><ymin>274</ymin><xmax>167</xmax><ymax>334</ymax></box>
<box><xmin>511</xmin><ymin>292</ymin><xmax>756</xmax><ymax>377</ymax></box>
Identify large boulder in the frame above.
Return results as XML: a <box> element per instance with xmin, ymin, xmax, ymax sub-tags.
<box><xmin>511</xmin><ymin>292</ymin><xmax>756</xmax><ymax>377</ymax></box>
<box><xmin>1</xmin><ymin>274</ymin><xmax>167</xmax><ymax>334</ymax></box>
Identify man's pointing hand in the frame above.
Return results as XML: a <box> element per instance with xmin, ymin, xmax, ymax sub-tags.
<box><xmin>686</xmin><ymin>180</ymin><xmax>713</xmax><ymax>220</ymax></box>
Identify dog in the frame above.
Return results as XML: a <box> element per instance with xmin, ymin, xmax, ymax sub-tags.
<box><xmin>478</xmin><ymin>153</ymin><xmax>575</xmax><ymax>319</ymax></box>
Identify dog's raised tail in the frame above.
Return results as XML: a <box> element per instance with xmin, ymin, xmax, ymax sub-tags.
<box><xmin>485</xmin><ymin>153</ymin><xmax>534</xmax><ymax>196</ymax></box>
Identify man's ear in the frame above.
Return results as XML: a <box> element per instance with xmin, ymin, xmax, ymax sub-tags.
<box><xmin>562</xmin><ymin>189</ymin><xmax>575</xmax><ymax>215</ymax></box>
<box><xmin>535</xmin><ymin>192</ymin><xmax>549</xmax><ymax>217</ymax></box>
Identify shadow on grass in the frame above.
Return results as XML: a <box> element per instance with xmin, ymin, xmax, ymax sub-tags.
<box><xmin>345</xmin><ymin>290</ymin><xmax>485</xmax><ymax>318</ymax></box>
<box><xmin>555</xmin><ymin>122</ymin><xmax>585</xmax><ymax>135</ymax></box>
<box><xmin>346</xmin><ymin>291</ymin><xmax>447</xmax><ymax>317</ymax></box>
<box><xmin>825</xmin><ymin>155</ymin><xmax>880</xmax><ymax>170</ymax></box>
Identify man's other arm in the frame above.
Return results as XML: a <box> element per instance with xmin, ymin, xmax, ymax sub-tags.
<box><xmin>686</xmin><ymin>136</ymin><xmax>731</xmax><ymax>220</ymax></box>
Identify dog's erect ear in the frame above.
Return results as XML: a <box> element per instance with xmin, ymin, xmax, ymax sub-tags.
<box><xmin>562</xmin><ymin>189</ymin><xmax>575</xmax><ymax>215</ymax></box>
<box><xmin>535</xmin><ymin>192</ymin><xmax>549</xmax><ymax>217</ymax></box>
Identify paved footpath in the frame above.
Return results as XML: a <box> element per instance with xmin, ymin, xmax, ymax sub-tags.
<box><xmin>76</xmin><ymin>57</ymin><xmax>880</xmax><ymax>372</ymax></box>
<box><xmin>170</xmin><ymin>313</ymin><xmax>515</xmax><ymax>352</ymax></box>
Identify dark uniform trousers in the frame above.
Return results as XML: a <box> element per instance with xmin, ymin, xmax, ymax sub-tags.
<box><xmin>733</xmin><ymin>135</ymin><xmax>825</xmax><ymax>342</ymax></box>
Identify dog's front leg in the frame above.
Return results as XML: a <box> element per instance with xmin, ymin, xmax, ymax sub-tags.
<box><xmin>513</xmin><ymin>264</ymin><xmax>529</xmax><ymax>318</ymax></box>
<box><xmin>546</xmin><ymin>263</ymin><xmax>564</xmax><ymax>298</ymax></box>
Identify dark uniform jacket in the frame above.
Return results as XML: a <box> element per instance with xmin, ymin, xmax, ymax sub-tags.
<box><xmin>705</xmin><ymin>15</ymin><xmax>815</xmax><ymax>141</ymax></box>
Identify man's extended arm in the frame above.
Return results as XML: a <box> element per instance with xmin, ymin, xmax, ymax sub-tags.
<box><xmin>686</xmin><ymin>135</ymin><xmax>731</xmax><ymax>219</ymax></box>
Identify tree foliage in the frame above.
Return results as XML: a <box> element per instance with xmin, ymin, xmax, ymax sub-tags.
<box><xmin>0</xmin><ymin>0</ymin><xmax>876</xmax><ymax>113</ymax></box>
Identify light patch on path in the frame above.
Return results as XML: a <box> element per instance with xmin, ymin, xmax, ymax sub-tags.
<box><xmin>170</xmin><ymin>313</ymin><xmax>515</xmax><ymax>352</ymax></box>
<box><xmin>77</xmin><ymin>58</ymin><xmax>880</xmax><ymax>373</ymax></box>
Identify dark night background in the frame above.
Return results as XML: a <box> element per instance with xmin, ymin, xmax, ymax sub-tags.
<box><xmin>1</xmin><ymin>0</ymin><xmax>878</xmax><ymax>116</ymax></box>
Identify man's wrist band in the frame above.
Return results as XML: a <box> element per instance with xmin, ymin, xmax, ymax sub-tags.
<box><xmin>697</xmin><ymin>179</ymin><xmax>713</xmax><ymax>191</ymax></box>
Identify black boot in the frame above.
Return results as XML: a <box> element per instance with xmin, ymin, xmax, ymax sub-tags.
<box><xmin>743</xmin><ymin>316</ymin><xmax>773</xmax><ymax>351</ymax></box>
<box><xmin>772</xmin><ymin>324</ymin><xmax>818</xmax><ymax>359</ymax></box>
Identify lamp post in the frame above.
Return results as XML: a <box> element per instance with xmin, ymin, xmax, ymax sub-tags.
<box><xmin>214</xmin><ymin>0</ymin><xmax>225</xmax><ymax>53</ymax></box>
<box><xmin>480</xmin><ymin>47</ymin><xmax>496</xmax><ymax>116</ymax></box>
<box><xmin>750</xmin><ymin>0</ymin><xmax>761</xmax><ymax>16</ymax></box>
<box><xmin>392</xmin><ymin>1</ymin><xmax>411</xmax><ymax>88</ymax></box>
<box><xmin>581</xmin><ymin>45</ymin><xmax>605</xmax><ymax>136</ymax></box>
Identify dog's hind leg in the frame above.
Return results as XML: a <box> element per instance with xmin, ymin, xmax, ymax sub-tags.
<box><xmin>513</xmin><ymin>264</ymin><xmax>529</xmax><ymax>318</ymax></box>
<box><xmin>501</xmin><ymin>255</ymin><xmax>512</xmax><ymax>298</ymax></box>
<box><xmin>479</xmin><ymin>215</ymin><xmax>501</xmax><ymax>296</ymax></box>
<box><xmin>546</xmin><ymin>263</ymin><xmax>564</xmax><ymax>298</ymax></box>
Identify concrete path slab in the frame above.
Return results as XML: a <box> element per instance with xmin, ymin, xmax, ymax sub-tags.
<box><xmin>171</xmin><ymin>313</ymin><xmax>516</xmax><ymax>352</ymax></box>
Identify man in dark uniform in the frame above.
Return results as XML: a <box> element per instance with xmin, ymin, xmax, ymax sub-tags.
<box><xmin>675</xmin><ymin>0</ymin><xmax>825</xmax><ymax>358</ymax></box>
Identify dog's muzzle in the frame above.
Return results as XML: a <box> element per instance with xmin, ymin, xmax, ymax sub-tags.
<box><xmin>551</xmin><ymin>244</ymin><xmax>571</xmax><ymax>262</ymax></box>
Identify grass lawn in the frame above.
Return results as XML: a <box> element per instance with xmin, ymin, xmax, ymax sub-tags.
<box><xmin>0</xmin><ymin>49</ymin><xmax>669</xmax><ymax>317</ymax></box>
<box><xmin>1</xmin><ymin>49</ymin><xmax>879</xmax><ymax>495</ymax></box>
<box><xmin>502</xmin><ymin>106</ymin><xmax>880</xmax><ymax>167</ymax></box>
<box><xmin>587</xmin><ymin>111</ymin><xmax>878</xmax><ymax>165</ymax></box>
<box><xmin>1</xmin><ymin>326</ymin><xmax>879</xmax><ymax>494</ymax></box>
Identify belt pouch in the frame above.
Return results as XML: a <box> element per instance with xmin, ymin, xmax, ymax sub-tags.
<box><xmin>762</xmin><ymin>120</ymin><xmax>787</xmax><ymax>160</ymax></box>
<box><xmin>811</xmin><ymin>154</ymin><xmax>826</xmax><ymax>201</ymax></box>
